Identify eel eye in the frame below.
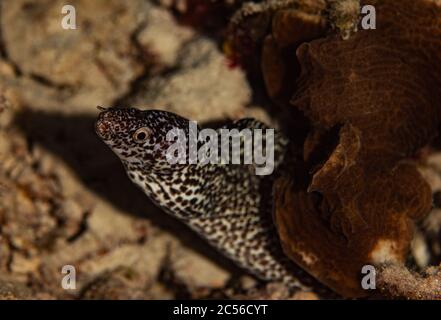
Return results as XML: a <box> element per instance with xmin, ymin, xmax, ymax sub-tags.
<box><xmin>133</xmin><ymin>127</ymin><xmax>151</xmax><ymax>143</ymax></box>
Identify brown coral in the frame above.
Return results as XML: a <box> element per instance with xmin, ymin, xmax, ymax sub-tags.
<box><xmin>227</xmin><ymin>0</ymin><xmax>328</xmax><ymax>90</ymax></box>
<box><xmin>273</xmin><ymin>0</ymin><xmax>441</xmax><ymax>297</ymax></box>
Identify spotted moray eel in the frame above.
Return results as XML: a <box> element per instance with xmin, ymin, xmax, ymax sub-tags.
<box><xmin>95</xmin><ymin>107</ymin><xmax>314</xmax><ymax>290</ymax></box>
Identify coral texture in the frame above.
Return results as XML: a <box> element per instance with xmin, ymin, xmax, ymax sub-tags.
<box><xmin>274</xmin><ymin>0</ymin><xmax>441</xmax><ymax>297</ymax></box>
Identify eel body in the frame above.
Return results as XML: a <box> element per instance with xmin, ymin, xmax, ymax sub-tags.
<box><xmin>95</xmin><ymin>107</ymin><xmax>310</xmax><ymax>289</ymax></box>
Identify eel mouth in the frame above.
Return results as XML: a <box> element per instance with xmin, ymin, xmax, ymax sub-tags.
<box><xmin>95</xmin><ymin>106</ymin><xmax>125</xmax><ymax>141</ymax></box>
<box><xmin>95</xmin><ymin>106</ymin><xmax>144</xmax><ymax>142</ymax></box>
<box><xmin>95</xmin><ymin>112</ymin><xmax>113</xmax><ymax>141</ymax></box>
